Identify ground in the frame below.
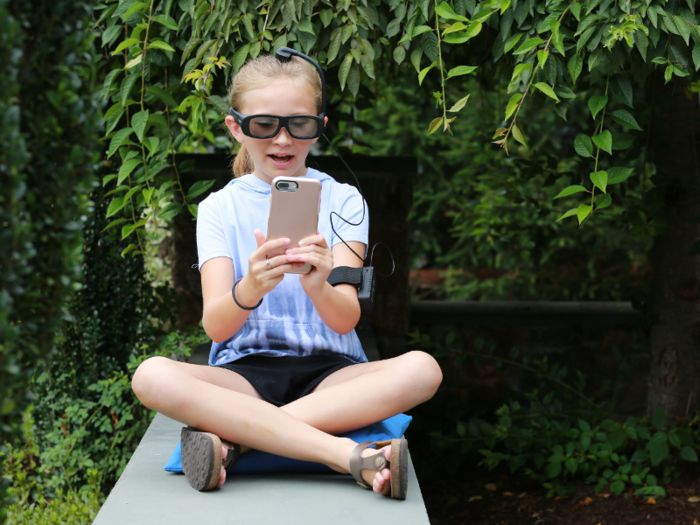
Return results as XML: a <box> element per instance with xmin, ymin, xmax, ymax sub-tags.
<box><xmin>420</xmin><ymin>464</ymin><xmax>700</xmax><ymax>525</ymax></box>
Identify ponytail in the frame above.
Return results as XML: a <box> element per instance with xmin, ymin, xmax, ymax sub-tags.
<box><xmin>232</xmin><ymin>143</ymin><xmax>254</xmax><ymax>177</ymax></box>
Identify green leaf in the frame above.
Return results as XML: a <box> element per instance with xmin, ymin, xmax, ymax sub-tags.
<box><xmin>612</xmin><ymin>133</ymin><xmax>635</xmax><ymax>150</ymax></box>
<box><xmin>102</xmin><ymin>25</ymin><xmax>122</xmax><ymax>48</ymax></box>
<box><xmin>565</xmin><ymin>457</ymin><xmax>578</xmax><ymax>474</ymax></box>
<box><xmin>610</xmin><ymin>75</ymin><xmax>634</xmax><ymax>108</ymax></box>
<box><xmin>117</xmin><ymin>159</ymin><xmax>142</xmax><ymax>185</ymax></box>
<box><xmin>610</xmin><ymin>110</ymin><xmax>642</xmax><ymax>131</ymax></box>
<box><xmin>511</xmin><ymin>63</ymin><xmax>532</xmax><ymax>81</ymax></box>
<box><xmin>147</xmin><ymin>86</ymin><xmax>177</xmax><ymax>106</ymax></box>
<box><xmin>596</xmin><ymin>193</ymin><xmax>612</xmax><ymax>209</ymax></box>
<box><xmin>427</xmin><ymin>116</ymin><xmax>443</xmax><ymax>135</ymax></box>
<box><xmin>576</xmin><ymin>14</ymin><xmax>600</xmax><ymax>36</ymax></box>
<box><xmin>298</xmin><ymin>17</ymin><xmax>315</xmax><ymax>34</ymax></box>
<box><xmin>188</xmin><ymin>204</ymin><xmax>199</xmax><ymax>218</ymax></box>
<box><xmin>551</xmin><ymin>20</ymin><xmax>565</xmax><ymax>56</ymax></box>
<box><xmin>533</xmin><ymin>82</ymin><xmax>560</xmax><ymax>102</ymax></box>
<box><xmin>554</xmin><ymin>185</ymin><xmax>588</xmax><ymax>199</ymax></box>
<box><xmin>588</xmin><ymin>95</ymin><xmax>608</xmax><ymax>120</ymax></box>
<box><xmin>448</xmin><ymin>94</ymin><xmax>470</xmax><ymax>113</ymax></box>
<box><xmin>360</xmin><ymin>55</ymin><xmax>375</xmax><ymax>79</ymax></box>
<box><xmin>418</xmin><ymin>62</ymin><xmax>437</xmax><ymax>85</ymax></box>
<box><xmin>568</xmin><ymin>53</ymin><xmax>583</xmax><ymax>83</ymax></box>
<box><xmin>446</xmin><ymin>65</ymin><xmax>477</xmax><ymax>78</ymax></box>
<box><xmin>181</xmin><ymin>37</ymin><xmax>202</xmax><ymax>65</ymax></box>
<box><xmin>436</xmin><ymin>1</ymin><xmax>469</xmax><ymax>21</ymax></box>
<box><xmin>421</xmin><ymin>31</ymin><xmax>439</xmax><ymax>63</ymax></box>
<box><xmin>504</xmin><ymin>33</ymin><xmax>523</xmax><ymax>53</ymax></box>
<box><xmin>393</xmin><ymin>46</ymin><xmax>406</xmax><ymax>65</ymax></box>
<box><xmin>412</xmin><ymin>25</ymin><xmax>433</xmax><ymax>37</ymax></box>
<box><xmin>153</xmin><ymin>14</ymin><xmax>178</xmax><ymax>30</ymax></box>
<box><xmin>665</xmin><ymin>64</ymin><xmax>674</xmax><ymax>84</ymax></box>
<box><xmin>512</xmin><ymin>124</ymin><xmax>526</xmax><ymax>146</ymax></box>
<box><xmin>347</xmin><ymin>63</ymin><xmax>360</xmax><ymax>98</ymax></box>
<box><xmin>513</xmin><ymin>37</ymin><xmax>543</xmax><ymax>55</ymax></box>
<box><xmin>554</xmin><ymin>86</ymin><xmax>576</xmax><ymax>99</ymax></box>
<box><xmin>327</xmin><ymin>28</ymin><xmax>342</xmax><ymax>63</ymax></box>
<box><xmin>574</xmin><ymin>134</ymin><xmax>594</xmax><ymax>157</ymax></box>
<box><xmin>120</xmin><ymin>243</ymin><xmax>136</xmax><ymax>258</ymax></box>
<box><xmin>590</xmin><ymin>170</ymin><xmax>608</xmax><ymax>193</ymax></box>
<box><xmin>674</xmin><ymin>16</ymin><xmax>691</xmax><ymax>46</ymax></box>
<box><xmin>411</xmin><ymin>48</ymin><xmax>423</xmax><ymax>73</ymax></box>
<box><xmin>111</xmin><ymin>38</ymin><xmax>140</xmax><ymax>55</ymax></box>
<box><xmin>320</xmin><ymin>9</ymin><xmax>333</xmax><ymax>27</ymax></box>
<box><xmin>108</xmin><ymin>128</ymin><xmax>133</xmax><ymax>158</ymax></box>
<box><xmin>106</xmin><ymin>196</ymin><xmax>126</xmax><ymax>218</ymax></box>
<box><xmin>187</xmin><ymin>179</ymin><xmax>216</xmax><ymax>200</ymax></box>
<box><xmin>556</xmin><ymin>208</ymin><xmax>578</xmax><ymax>221</ymax></box>
<box><xmin>577</xmin><ymin>204</ymin><xmax>593</xmax><ymax>224</ymax></box>
<box><xmin>159</xmin><ymin>202</ymin><xmax>183</xmax><ymax>220</ymax></box>
<box><xmin>649</xmin><ymin>436</ymin><xmax>669</xmax><ymax>466</ymax></box>
<box><xmin>537</xmin><ymin>49</ymin><xmax>548</xmax><ymax>68</ymax></box>
<box><xmin>505</xmin><ymin>93</ymin><xmax>522</xmax><ymax>119</ymax></box>
<box><xmin>104</xmin><ymin>108</ymin><xmax>125</xmax><ymax>137</ymax></box>
<box><xmin>120</xmin><ymin>74</ymin><xmax>140</xmax><ymax>107</ymax></box>
<box><xmin>592</xmin><ymin>130</ymin><xmax>613</xmax><ymax>155</ymax></box>
<box><xmin>338</xmin><ymin>53</ymin><xmax>353</xmax><ymax>90</ymax></box>
<box><xmin>634</xmin><ymin>31</ymin><xmax>648</xmax><ymax>62</ymax></box>
<box><xmin>102</xmin><ymin>217</ymin><xmax>128</xmax><ymax>232</ymax></box>
<box><xmin>124</xmin><ymin>54</ymin><xmax>143</xmax><ymax>70</ymax></box>
<box><xmin>611</xmin><ymin>480</ymin><xmax>625</xmax><ymax>496</ymax></box>
<box><xmin>132</xmin><ymin>110</ymin><xmax>149</xmax><ymax>143</ymax></box>
<box><xmin>608</xmin><ymin>167</ymin><xmax>633</xmax><ymax>185</ymax></box>
<box><xmin>102</xmin><ymin>69</ymin><xmax>121</xmax><ymax>99</ymax></box>
<box><xmin>149</xmin><ymin>39</ymin><xmax>175</xmax><ymax>52</ymax></box>
<box><xmin>693</xmin><ymin>43</ymin><xmax>700</xmax><ymax>71</ymax></box>
<box><xmin>231</xmin><ymin>44</ymin><xmax>250</xmax><ymax>74</ymax></box>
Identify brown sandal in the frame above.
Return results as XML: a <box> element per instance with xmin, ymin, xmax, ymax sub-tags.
<box><xmin>349</xmin><ymin>438</ymin><xmax>409</xmax><ymax>500</ymax></box>
<box><xmin>180</xmin><ymin>427</ymin><xmax>241</xmax><ymax>491</ymax></box>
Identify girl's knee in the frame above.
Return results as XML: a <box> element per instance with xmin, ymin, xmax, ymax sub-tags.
<box><xmin>131</xmin><ymin>355</ymin><xmax>172</xmax><ymax>407</ymax></box>
<box><xmin>401</xmin><ymin>351</ymin><xmax>443</xmax><ymax>398</ymax></box>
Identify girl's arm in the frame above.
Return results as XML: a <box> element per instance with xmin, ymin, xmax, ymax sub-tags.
<box><xmin>201</xmin><ymin>232</ymin><xmax>302</xmax><ymax>343</ymax></box>
<box><xmin>285</xmin><ymin>236</ymin><xmax>365</xmax><ymax>334</ymax></box>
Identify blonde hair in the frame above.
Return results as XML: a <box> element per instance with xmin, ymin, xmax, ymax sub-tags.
<box><xmin>229</xmin><ymin>55</ymin><xmax>323</xmax><ymax>177</ymax></box>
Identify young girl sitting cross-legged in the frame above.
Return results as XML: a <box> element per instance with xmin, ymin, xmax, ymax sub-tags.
<box><xmin>131</xmin><ymin>52</ymin><xmax>443</xmax><ymax>500</ymax></box>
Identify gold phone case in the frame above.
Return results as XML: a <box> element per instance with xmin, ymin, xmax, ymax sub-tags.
<box><xmin>267</xmin><ymin>176</ymin><xmax>322</xmax><ymax>274</ymax></box>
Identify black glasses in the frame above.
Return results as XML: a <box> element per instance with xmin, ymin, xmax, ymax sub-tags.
<box><xmin>228</xmin><ymin>108</ymin><xmax>325</xmax><ymax>140</ymax></box>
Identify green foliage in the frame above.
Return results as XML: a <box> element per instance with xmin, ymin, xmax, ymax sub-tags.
<box><xmin>410</xmin><ymin>329</ymin><xmax>700</xmax><ymax>497</ymax></box>
<box><xmin>0</xmin><ymin>1</ymin><xmax>101</xmax><ymax>521</ymax></box>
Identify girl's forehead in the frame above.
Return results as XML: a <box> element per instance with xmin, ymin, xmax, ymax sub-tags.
<box><xmin>239</xmin><ymin>81</ymin><xmax>317</xmax><ymax>115</ymax></box>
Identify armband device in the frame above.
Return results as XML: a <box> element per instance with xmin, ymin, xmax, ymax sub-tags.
<box><xmin>271</xmin><ymin>47</ymin><xmax>394</xmax><ymax>316</ymax></box>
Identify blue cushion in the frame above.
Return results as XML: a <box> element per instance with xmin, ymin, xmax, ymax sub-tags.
<box><xmin>164</xmin><ymin>414</ymin><xmax>412</xmax><ymax>475</ymax></box>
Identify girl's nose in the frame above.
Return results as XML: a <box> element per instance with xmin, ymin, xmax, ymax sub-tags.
<box><xmin>273</xmin><ymin>126</ymin><xmax>293</xmax><ymax>145</ymax></box>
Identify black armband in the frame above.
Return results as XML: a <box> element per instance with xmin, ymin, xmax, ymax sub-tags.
<box><xmin>327</xmin><ymin>266</ymin><xmax>375</xmax><ymax>315</ymax></box>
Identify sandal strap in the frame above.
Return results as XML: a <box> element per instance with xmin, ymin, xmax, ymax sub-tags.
<box><xmin>350</xmin><ymin>441</ymin><xmax>390</xmax><ymax>489</ymax></box>
<box><xmin>221</xmin><ymin>440</ymin><xmax>241</xmax><ymax>470</ymax></box>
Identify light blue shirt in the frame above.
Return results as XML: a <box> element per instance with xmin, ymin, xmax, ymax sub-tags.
<box><xmin>196</xmin><ymin>167</ymin><xmax>369</xmax><ymax>366</ymax></box>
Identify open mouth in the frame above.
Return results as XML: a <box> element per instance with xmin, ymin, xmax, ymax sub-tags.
<box><xmin>268</xmin><ymin>154</ymin><xmax>294</xmax><ymax>165</ymax></box>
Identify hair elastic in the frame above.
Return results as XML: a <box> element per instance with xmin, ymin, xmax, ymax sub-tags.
<box><xmin>232</xmin><ymin>278</ymin><xmax>263</xmax><ymax>310</ymax></box>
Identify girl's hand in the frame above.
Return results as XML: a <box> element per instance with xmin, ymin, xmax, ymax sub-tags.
<box><xmin>286</xmin><ymin>232</ymin><xmax>333</xmax><ymax>296</ymax></box>
<box><xmin>236</xmin><ymin>229</ymin><xmax>304</xmax><ymax>307</ymax></box>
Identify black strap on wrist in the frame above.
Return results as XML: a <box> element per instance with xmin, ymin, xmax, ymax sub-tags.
<box><xmin>327</xmin><ymin>266</ymin><xmax>363</xmax><ymax>287</ymax></box>
<box><xmin>232</xmin><ymin>278</ymin><xmax>263</xmax><ymax>311</ymax></box>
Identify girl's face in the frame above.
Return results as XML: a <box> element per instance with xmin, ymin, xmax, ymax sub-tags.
<box><xmin>225</xmin><ymin>80</ymin><xmax>327</xmax><ymax>183</ymax></box>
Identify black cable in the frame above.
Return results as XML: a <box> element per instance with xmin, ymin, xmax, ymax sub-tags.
<box><xmin>369</xmin><ymin>242</ymin><xmax>395</xmax><ymax>277</ymax></box>
<box><xmin>323</xmin><ymin>134</ymin><xmax>367</xmax><ymax>263</ymax></box>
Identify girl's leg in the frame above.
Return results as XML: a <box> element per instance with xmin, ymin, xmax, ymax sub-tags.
<box><xmin>280</xmin><ymin>350</ymin><xmax>443</xmax><ymax>435</ymax></box>
<box><xmin>132</xmin><ymin>356</ymin><xmax>396</xmax><ymax>492</ymax></box>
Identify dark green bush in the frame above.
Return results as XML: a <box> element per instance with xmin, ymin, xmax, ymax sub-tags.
<box><xmin>0</xmin><ymin>1</ymin><xmax>101</xmax><ymax>521</ymax></box>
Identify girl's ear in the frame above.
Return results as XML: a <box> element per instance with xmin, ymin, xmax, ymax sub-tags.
<box><xmin>225</xmin><ymin>115</ymin><xmax>245</xmax><ymax>145</ymax></box>
<box><xmin>312</xmin><ymin>116</ymin><xmax>329</xmax><ymax>145</ymax></box>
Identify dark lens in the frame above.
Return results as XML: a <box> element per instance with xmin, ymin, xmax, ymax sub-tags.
<box><xmin>288</xmin><ymin>117</ymin><xmax>318</xmax><ymax>138</ymax></box>
<box><xmin>249</xmin><ymin>117</ymin><xmax>280</xmax><ymax>137</ymax></box>
<box><xmin>279</xmin><ymin>182</ymin><xmax>289</xmax><ymax>188</ymax></box>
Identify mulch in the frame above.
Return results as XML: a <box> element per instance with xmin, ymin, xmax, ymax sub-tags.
<box><xmin>419</xmin><ymin>465</ymin><xmax>700</xmax><ymax>525</ymax></box>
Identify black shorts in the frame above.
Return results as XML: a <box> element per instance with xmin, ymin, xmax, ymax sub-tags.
<box><xmin>215</xmin><ymin>354</ymin><xmax>357</xmax><ymax>407</ymax></box>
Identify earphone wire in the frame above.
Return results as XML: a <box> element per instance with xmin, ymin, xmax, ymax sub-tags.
<box><xmin>323</xmin><ymin>135</ymin><xmax>395</xmax><ymax>278</ymax></box>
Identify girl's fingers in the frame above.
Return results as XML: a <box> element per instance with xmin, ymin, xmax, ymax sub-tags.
<box><xmin>298</xmin><ymin>233</ymin><xmax>328</xmax><ymax>249</ymax></box>
<box><xmin>286</xmin><ymin>244</ymin><xmax>329</xmax><ymax>257</ymax></box>
<box><xmin>251</xmin><ymin>237</ymin><xmax>290</xmax><ymax>260</ymax></box>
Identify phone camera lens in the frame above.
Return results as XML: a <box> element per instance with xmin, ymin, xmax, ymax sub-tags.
<box><xmin>279</xmin><ymin>182</ymin><xmax>289</xmax><ymax>188</ymax></box>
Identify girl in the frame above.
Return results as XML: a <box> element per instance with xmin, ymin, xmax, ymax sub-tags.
<box><xmin>131</xmin><ymin>53</ymin><xmax>442</xmax><ymax>499</ymax></box>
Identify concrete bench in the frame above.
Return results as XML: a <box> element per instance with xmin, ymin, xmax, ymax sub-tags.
<box><xmin>93</xmin><ymin>321</ymin><xmax>430</xmax><ymax>525</ymax></box>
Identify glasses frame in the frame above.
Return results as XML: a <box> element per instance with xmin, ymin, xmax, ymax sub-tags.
<box><xmin>228</xmin><ymin>108</ymin><xmax>325</xmax><ymax>140</ymax></box>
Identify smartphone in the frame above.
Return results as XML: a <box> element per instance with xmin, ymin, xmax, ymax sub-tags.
<box><xmin>267</xmin><ymin>176</ymin><xmax>322</xmax><ymax>274</ymax></box>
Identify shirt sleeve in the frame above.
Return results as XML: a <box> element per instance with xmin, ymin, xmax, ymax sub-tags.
<box><xmin>196</xmin><ymin>198</ymin><xmax>232</xmax><ymax>271</ymax></box>
<box><xmin>329</xmin><ymin>185</ymin><xmax>369</xmax><ymax>253</ymax></box>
